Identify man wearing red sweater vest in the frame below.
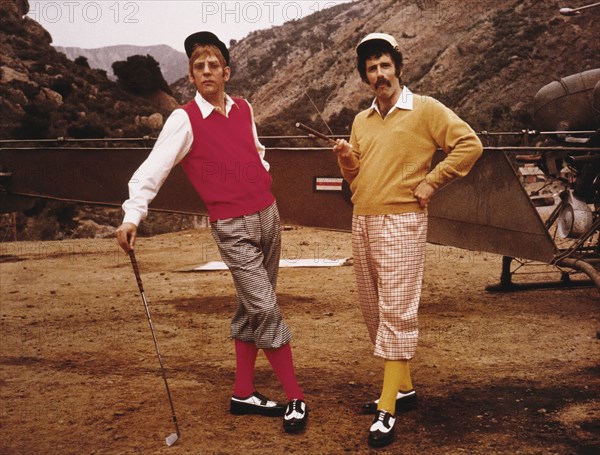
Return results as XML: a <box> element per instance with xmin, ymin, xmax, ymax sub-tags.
<box><xmin>116</xmin><ymin>31</ymin><xmax>307</xmax><ymax>433</ymax></box>
<box><xmin>333</xmin><ymin>33</ymin><xmax>483</xmax><ymax>448</ymax></box>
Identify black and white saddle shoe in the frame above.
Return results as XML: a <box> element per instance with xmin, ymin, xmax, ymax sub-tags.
<box><xmin>368</xmin><ymin>410</ymin><xmax>396</xmax><ymax>448</ymax></box>
<box><xmin>230</xmin><ymin>391</ymin><xmax>285</xmax><ymax>417</ymax></box>
<box><xmin>283</xmin><ymin>399</ymin><xmax>308</xmax><ymax>433</ymax></box>
<box><xmin>361</xmin><ymin>389</ymin><xmax>417</xmax><ymax>414</ymax></box>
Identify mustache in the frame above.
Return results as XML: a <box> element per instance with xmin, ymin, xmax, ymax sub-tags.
<box><xmin>375</xmin><ymin>78</ymin><xmax>391</xmax><ymax>89</ymax></box>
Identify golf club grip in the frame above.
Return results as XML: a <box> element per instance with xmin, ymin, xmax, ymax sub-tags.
<box><xmin>128</xmin><ymin>250</ymin><xmax>144</xmax><ymax>293</ymax></box>
<box><xmin>295</xmin><ymin>122</ymin><xmax>337</xmax><ymax>145</ymax></box>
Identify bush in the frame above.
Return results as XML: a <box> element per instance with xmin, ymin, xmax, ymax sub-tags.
<box><xmin>328</xmin><ymin>107</ymin><xmax>359</xmax><ymax>134</ymax></box>
<box><xmin>67</xmin><ymin>123</ymin><xmax>106</xmax><ymax>139</ymax></box>
<box><xmin>13</xmin><ymin>100</ymin><xmax>53</xmax><ymax>139</ymax></box>
<box><xmin>74</xmin><ymin>56</ymin><xmax>90</xmax><ymax>68</ymax></box>
<box><xmin>112</xmin><ymin>54</ymin><xmax>171</xmax><ymax>96</ymax></box>
<box><xmin>50</xmin><ymin>76</ymin><xmax>74</xmax><ymax>98</ymax></box>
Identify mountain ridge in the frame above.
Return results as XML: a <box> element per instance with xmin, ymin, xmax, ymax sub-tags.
<box><xmin>0</xmin><ymin>0</ymin><xmax>176</xmax><ymax>139</ymax></box>
<box><xmin>2</xmin><ymin>0</ymin><xmax>599</xmax><ymax>141</ymax></box>
<box><xmin>55</xmin><ymin>44</ymin><xmax>187</xmax><ymax>84</ymax></box>
<box><xmin>216</xmin><ymin>0</ymin><xmax>599</xmax><ymax>137</ymax></box>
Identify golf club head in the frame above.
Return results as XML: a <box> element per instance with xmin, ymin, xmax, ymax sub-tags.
<box><xmin>559</xmin><ymin>7</ymin><xmax>578</xmax><ymax>16</ymax></box>
<box><xmin>165</xmin><ymin>432</ymin><xmax>179</xmax><ymax>447</ymax></box>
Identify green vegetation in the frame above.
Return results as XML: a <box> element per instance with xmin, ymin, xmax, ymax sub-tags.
<box><xmin>74</xmin><ymin>56</ymin><xmax>90</xmax><ymax>68</ymax></box>
<box><xmin>428</xmin><ymin>6</ymin><xmax>550</xmax><ymax>132</ymax></box>
<box><xmin>112</xmin><ymin>54</ymin><xmax>172</xmax><ymax>96</ymax></box>
<box><xmin>258</xmin><ymin>84</ymin><xmax>336</xmax><ymax>138</ymax></box>
<box><xmin>1</xmin><ymin>14</ymin><xmax>174</xmax><ymax>140</ymax></box>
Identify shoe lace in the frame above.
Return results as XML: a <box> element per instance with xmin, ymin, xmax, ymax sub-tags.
<box><xmin>287</xmin><ymin>399</ymin><xmax>303</xmax><ymax>415</ymax></box>
<box><xmin>374</xmin><ymin>410</ymin><xmax>392</xmax><ymax>428</ymax></box>
<box><xmin>253</xmin><ymin>391</ymin><xmax>270</xmax><ymax>404</ymax></box>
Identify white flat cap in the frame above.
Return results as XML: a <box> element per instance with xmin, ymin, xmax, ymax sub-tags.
<box><xmin>356</xmin><ymin>33</ymin><xmax>400</xmax><ymax>55</ymax></box>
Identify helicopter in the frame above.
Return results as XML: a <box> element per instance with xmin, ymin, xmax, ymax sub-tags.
<box><xmin>1</xmin><ymin>6</ymin><xmax>598</xmax><ymax>293</ymax></box>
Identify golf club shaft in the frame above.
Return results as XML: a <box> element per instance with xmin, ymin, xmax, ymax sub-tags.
<box><xmin>572</xmin><ymin>1</ymin><xmax>600</xmax><ymax>12</ymax></box>
<box><xmin>128</xmin><ymin>250</ymin><xmax>180</xmax><ymax>438</ymax></box>
<box><xmin>295</xmin><ymin>122</ymin><xmax>338</xmax><ymax>145</ymax></box>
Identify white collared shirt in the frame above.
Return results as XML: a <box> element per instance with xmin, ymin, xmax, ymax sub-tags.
<box><xmin>195</xmin><ymin>91</ymin><xmax>237</xmax><ymax>118</ymax></box>
<box><xmin>122</xmin><ymin>91</ymin><xmax>267</xmax><ymax>225</ymax></box>
<box><xmin>369</xmin><ymin>85</ymin><xmax>414</xmax><ymax>118</ymax></box>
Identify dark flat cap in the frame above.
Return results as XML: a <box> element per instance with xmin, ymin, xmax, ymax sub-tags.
<box><xmin>184</xmin><ymin>31</ymin><xmax>230</xmax><ymax>65</ymax></box>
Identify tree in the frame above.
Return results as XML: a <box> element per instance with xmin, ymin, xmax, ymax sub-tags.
<box><xmin>112</xmin><ymin>54</ymin><xmax>171</xmax><ymax>96</ymax></box>
<box><xmin>13</xmin><ymin>101</ymin><xmax>52</xmax><ymax>139</ymax></box>
<box><xmin>74</xmin><ymin>56</ymin><xmax>90</xmax><ymax>68</ymax></box>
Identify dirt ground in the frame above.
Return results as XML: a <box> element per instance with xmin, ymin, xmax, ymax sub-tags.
<box><xmin>0</xmin><ymin>226</ymin><xmax>598</xmax><ymax>454</ymax></box>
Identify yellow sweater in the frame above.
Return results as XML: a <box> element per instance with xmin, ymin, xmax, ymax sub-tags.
<box><xmin>340</xmin><ymin>94</ymin><xmax>483</xmax><ymax>215</ymax></box>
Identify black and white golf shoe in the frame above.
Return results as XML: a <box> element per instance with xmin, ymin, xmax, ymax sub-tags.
<box><xmin>230</xmin><ymin>391</ymin><xmax>285</xmax><ymax>417</ymax></box>
<box><xmin>361</xmin><ymin>389</ymin><xmax>418</xmax><ymax>414</ymax></box>
<box><xmin>368</xmin><ymin>410</ymin><xmax>396</xmax><ymax>448</ymax></box>
<box><xmin>283</xmin><ymin>399</ymin><xmax>308</xmax><ymax>433</ymax></box>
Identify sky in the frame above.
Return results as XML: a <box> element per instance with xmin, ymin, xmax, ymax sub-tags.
<box><xmin>27</xmin><ymin>0</ymin><xmax>353</xmax><ymax>51</ymax></box>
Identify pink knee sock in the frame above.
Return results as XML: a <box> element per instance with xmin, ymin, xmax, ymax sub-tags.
<box><xmin>263</xmin><ymin>343</ymin><xmax>304</xmax><ymax>401</ymax></box>
<box><xmin>233</xmin><ymin>339</ymin><xmax>259</xmax><ymax>397</ymax></box>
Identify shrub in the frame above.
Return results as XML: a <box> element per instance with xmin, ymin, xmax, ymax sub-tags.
<box><xmin>74</xmin><ymin>56</ymin><xmax>90</xmax><ymax>68</ymax></box>
<box><xmin>112</xmin><ymin>54</ymin><xmax>171</xmax><ymax>96</ymax></box>
<box><xmin>50</xmin><ymin>76</ymin><xmax>74</xmax><ymax>98</ymax></box>
<box><xmin>13</xmin><ymin>100</ymin><xmax>53</xmax><ymax>139</ymax></box>
<box><xmin>67</xmin><ymin>122</ymin><xmax>106</xmax><ymax>139</ymax></box>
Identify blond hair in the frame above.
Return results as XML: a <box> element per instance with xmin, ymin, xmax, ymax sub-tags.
<box><xmin>188</xmin><ymin>44</ymin><xmax>227</xmax><ymax>76</ymax></box>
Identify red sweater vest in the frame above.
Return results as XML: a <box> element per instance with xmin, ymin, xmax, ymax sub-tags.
<box><xmin>181</xmin><ymin>98</ymin><xmax>274</xmax><ymax>221</ymax></box>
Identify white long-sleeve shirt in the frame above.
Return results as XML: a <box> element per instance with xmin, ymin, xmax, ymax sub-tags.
<box><xmin>122</xmin><ymin>91</ymin><xmax>267</xmax><ymax>226</ymax></box>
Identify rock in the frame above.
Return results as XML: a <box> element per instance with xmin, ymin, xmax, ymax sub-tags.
<box><xmin>0</xmin><ymin>0</ymin><xmax>28</xmax><ymax>21</ymax></box>
<box><xmin>1</xmin><ymin>67</ymin><xmax>29</xmax><ymax>83</ymax></box>
<box><xmin>22</xmin><ymin>16</ymin><xmax>52</xmax><ymax>45</ymax></box>
<box><xmin>3</xmin><ymin>88</ymin><xmax>28</xmax><ymax>111</ymax></box>
<box><xmin>145</xmin><ymin>89</ymin><xmax>180</xmax><ymax>111</ymax></box>
<box><xmin>135</xmin><ymin>113</ymin><xmax>164</xmax><ymax>130</ymax></box>
<box><xmin>71</xmin><ymin>219</ymin><xmax>115</xmax><ymax>239</ymax></box>
<box><xmin>35</xmin><ymin>87</ymin><xmax>63</xmax><ymax>106</ymax></box>
<box><xmin>16</xmin><ymin>0</ymin><xmax>29</xmax><ymax>16</ymax></box>
<box><xmin>147</xmin><ymin>112</ymin><xmax>164</xmax><ymax>130</ymax></box>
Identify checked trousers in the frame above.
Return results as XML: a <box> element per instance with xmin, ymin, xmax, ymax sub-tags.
<box><xmin>352</xmin><ymin>212</ymin><xmax>428</xmax><ymax>360</ymax></box>
<box><xmin>210</xmin><ymin>202</ymin><xmax>292</xmax><ymax>349</ymax></box>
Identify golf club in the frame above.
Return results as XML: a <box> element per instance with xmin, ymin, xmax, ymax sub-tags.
<box><xmin>295</xmin><ymin>122</ymin><xmax>338</xmax><ymax>145</ymax></box>
<box><xmin>128</xmin><ymin>249</ymin><xmax>180</xmax><ymax>447</ymax></box>
<box><xmin>559</xmin><ymin>1</ymin><xmax>600</xmax><ymax>15</ymax></box>
<box><xmin>303</xmin><ymin>90</ymin><xmax>335</xmax><ymax>136</ymax></box>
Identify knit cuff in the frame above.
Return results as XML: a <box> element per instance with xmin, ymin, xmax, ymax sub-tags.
<box><xmin>424</xmin><ymin>173</ymin><xmax>441</xmax><ymax>189</ymax></box>
<box><xmin>338</xmin><ymin>154</ymin><xmax>359</xmax><ymax>171</ymax></box>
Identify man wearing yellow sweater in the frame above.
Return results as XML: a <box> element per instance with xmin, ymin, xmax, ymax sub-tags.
<box><xmin>333</xmin><ymin>33</ymin><xmax>483</xmax><ymax>448</ymax></box>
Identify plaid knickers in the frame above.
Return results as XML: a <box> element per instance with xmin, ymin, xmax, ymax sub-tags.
<box><xmin>352</xmin><ymin>212</ymin><xmax>428</xmax><ymax>360</ymax></box>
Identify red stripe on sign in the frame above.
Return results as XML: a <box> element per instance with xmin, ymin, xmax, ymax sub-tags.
<box><xmin>315</xmin><ymin>177</ymin><xmax>343</xmax><ymax>191</ymax></box>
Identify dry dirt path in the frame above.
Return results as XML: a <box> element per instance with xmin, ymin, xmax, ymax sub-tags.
<box><xmin>1</xmin><ymin>227</ymin><xmax>598</xmax><ymax>454</ymax></box>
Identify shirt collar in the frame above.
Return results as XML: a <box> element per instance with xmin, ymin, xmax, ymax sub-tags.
<box><xmin>368</xmin><ymin>85</ymin><xmax>414</xmax><ymax>117</ymax></box>
<box><xmin>194</xmin><ymin>91</ymin><xmax>238</xmax><ymax>118</ymax></box>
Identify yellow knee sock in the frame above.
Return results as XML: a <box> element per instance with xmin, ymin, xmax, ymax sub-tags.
<box><xmin>377</xmin><ymin>360</ymin><xmax>413</xmax><ymax>414</ymax></box>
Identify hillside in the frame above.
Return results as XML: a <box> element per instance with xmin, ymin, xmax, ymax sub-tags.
<box><xmin>176</xmin><ymin>0</ymin><xmax>597</xmax><ymax>137</ymax></box>
<box><xmin>4</xmin><ymin>0</ymin><xmax>598</xmax><ymax>141</ymax></box>
<box><xmin>55</xmin><ymin>44</ymin><xmax>188</xmax><ymax>84</ymax></box>
<box><xmin>0</xmin><ymin>0</ymin><xmax>178</xmax><ymax>139</ymax></box>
